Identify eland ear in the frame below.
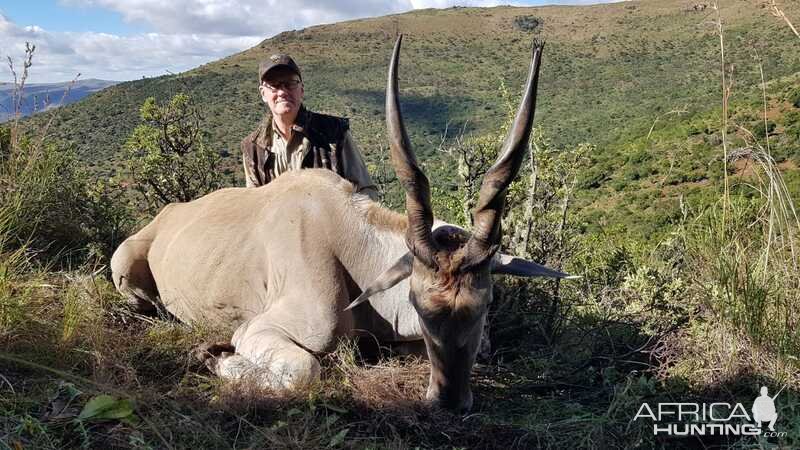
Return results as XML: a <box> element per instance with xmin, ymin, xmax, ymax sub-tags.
<box><xmin>491</xmin><ymin>253</ymin><xmax>580</xmax><ymax>279</ymax></box>
<box><xmin>344</xmin><ymin>253</ymin><xmax>414</xmax><ymax>311</ymax></box>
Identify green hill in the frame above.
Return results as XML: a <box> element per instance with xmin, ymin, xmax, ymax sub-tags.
<box><xmin>16</xmin><ymin>0</ymin><xmax>800</xmax><ymax>243</ymax></box>
<box><xmin>577</xmin><ymin>69</ymin><xmax>800</xmax><ymax>238</ymax></box>
<box><xmin>24</xmin><ymin>0</ymin><xmax>800</xmax><ymax>179</ymax></box>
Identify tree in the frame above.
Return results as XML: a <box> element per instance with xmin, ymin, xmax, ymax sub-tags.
<box><xmin>125</xmin><ymin>93</ymin><xmax>222</xmax><ymax>214</ymax></box>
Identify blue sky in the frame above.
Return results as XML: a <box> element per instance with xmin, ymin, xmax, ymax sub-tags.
<box><xmin>0</xmin><ymin>0</ymin><xmax>625</xmax><ymax>83</ymax></box>
<box><xmin>1</xmin><ymin>0</ymin><xmax>144</xmax><ymax>34</ymax></box>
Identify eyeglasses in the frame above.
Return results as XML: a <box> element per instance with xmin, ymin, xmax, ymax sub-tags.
<box><xmin>263</xmin><ymin>79</ymin><xmax>302</xmax><ymax>92</ymax></box>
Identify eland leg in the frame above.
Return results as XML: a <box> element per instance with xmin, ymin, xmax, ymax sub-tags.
<box><xmin>110</xmin><ymin>238</ymin><xmax>159</xmax><ymax>314</ymax></box>
<box><xmin>206</xmin><ymin>273</ymin><xmax>351</xmax><ymax>390</ymax></box>
<box><xmin>210</xmin><ymin>310</ymin><xmax>327</xmax><ymax>390</ymax></box>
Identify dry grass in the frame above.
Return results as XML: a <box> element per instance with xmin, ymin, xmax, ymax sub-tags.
<box><xmin>0</xmin><ymin>272</ymin><xmax>660</xmax><ymax>449</ymax></box>
<box><xmin>770</xmin><ymin>0</ymin><xmax>800</xmax><ymax>39</ymax></box>
<box><xmin>656</xmin><ymin>321</ymin><xmax>800</xmax><ymax>391</ymax></box>
<box><xmin>331</xmin><ymin>349</ymin><xmax>428</xmax><ymax>414</ymax></box>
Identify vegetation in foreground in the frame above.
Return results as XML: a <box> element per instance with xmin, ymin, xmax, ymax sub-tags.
<box><xmin>3</xmin><ymin>2</ymin><xmax>800</xmax><ymax>449</ymax></box>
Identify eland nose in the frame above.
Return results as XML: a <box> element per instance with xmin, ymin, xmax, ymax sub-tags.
<box><xmin>427</xmin><ymin>386</ymin><xmax>473</xmax><ymax>413</ymax></box>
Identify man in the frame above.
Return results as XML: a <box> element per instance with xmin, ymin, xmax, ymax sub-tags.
<box><xmin>241</xmin><ymin>54</ymin><xmax>378</xmax><ymax>200</ymax></box>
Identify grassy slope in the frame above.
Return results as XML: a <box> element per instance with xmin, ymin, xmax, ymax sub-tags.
<box><xmin>577</xmin><ymin>70</ymin><xmax>800</xmax><ymax>240</ymax></box>
<box><xmin>27</xmin><ymin>0</ymin><xmax>800</xmax><ymax>179</ymax></box>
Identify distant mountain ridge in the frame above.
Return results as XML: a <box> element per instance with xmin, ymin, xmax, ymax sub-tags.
<box><xmin>0</xmin><ymin>79</ymin><xmax>118</xmax><ymax>122</ymax></box>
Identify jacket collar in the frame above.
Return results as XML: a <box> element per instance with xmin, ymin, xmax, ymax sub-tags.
<box><xmin>255</xmin><ymin>105</ymin><xmax>310</xmax><ymax>148</ymax></box>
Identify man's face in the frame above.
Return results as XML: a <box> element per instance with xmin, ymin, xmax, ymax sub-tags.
<box><xmin>260</xmin><ymin>68</ymin><xmax>304</xmax><ymax>119</ymax></box>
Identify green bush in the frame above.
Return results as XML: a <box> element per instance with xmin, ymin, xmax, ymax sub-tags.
<box><xmin>125</xmin><ymin>93</ymin><xmax>223</xmax><ymax>214</ymax></box>
<box><xmin>752</xmin><ymin>119</ymin><xmax>777</xmax><ymax>138</ymax></box>
<box><xmin>786</xmin><ymin>86</ymin><xmax>800</xmax><ymax>108</ymax></box>
<box><xmin>783</xmin><ymin>110</ymin><xmax>800</xmax><ymax>140</ymax></box>
<box><xmin>513</xmin><ymin>15</ymin><xmax>542</xmax><ymax>32</ymax></box>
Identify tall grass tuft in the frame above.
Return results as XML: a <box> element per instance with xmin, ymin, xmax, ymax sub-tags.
<box><xmin>690</xmin><ymin>1</ymin><xmax>800</xmax><ymax>356</ymax></box>
<box><xmin>1</xmin><ymin>44</ymin><xmax>134</xmax><ymax>267</ymax></box>
<box><xmin>0</xmin><ymin>196</ymin><xmax>33</xmax><ymax>339</ymax></box>
<box><xmin>691</xmin><ymin>198</ymin><xmax>798</xmax><ymax>353</ymax></box>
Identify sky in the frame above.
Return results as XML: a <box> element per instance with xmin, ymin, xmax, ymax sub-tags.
<box><xmin>0</xmin><ymin>0</ymin><xmax>624</xmax><ymax>83</ymax></box>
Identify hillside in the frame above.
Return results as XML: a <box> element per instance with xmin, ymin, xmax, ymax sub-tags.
<box><xmin>577</xmin><ymin>69</ymin><xmax>800</xmax><ymax>238</ymax></box>
<box><xmin>0</xmin><ymin>79</ymin><xmax>118</xmax><ymax>122</ymax></box>
<box><xmin>22</xmin><ymin>0</ymin><xmax>800</xmax><ymax>183</ymax></box>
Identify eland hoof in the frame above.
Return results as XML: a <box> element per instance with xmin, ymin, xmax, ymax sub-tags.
<box><xmin>194</xmin><ymin>341</ymin><xmax>236</xmax><ymax>372</ymax></box>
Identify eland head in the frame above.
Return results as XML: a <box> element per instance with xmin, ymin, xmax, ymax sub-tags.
<box><xmin>347</xmin><ymin>36</ymin><xmax>571</xmax><ymax>412</ymax></box>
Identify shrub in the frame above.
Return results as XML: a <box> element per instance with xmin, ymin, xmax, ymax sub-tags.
<box><xmin>513</xmin><ymin>15</ymin><xmax>542</xmax><ymax>32</ymax></box>
<box><xmin>125</xmin><ymin>93</ymin><xmax>223</xmax><ymax>214</ymax></box>
<box><xmin>752</xmin><ymin>119</ymin><xmax>777</xmax><ymax>139</ymax></box>
<box><xmin>786</xmin><ymin>86</ymin><xmax>800</xmax><ymax>108</ymax></box>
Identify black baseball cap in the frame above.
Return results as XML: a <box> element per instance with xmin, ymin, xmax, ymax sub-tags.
<box><xmin>259</xmin><ymin>54</ymin><xmax>302</xmax><ymax>82</ymax></box>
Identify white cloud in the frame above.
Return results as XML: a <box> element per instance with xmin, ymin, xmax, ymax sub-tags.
<box><xmin>63</xmin><ymin>0</ymin><xmax>626</xmax><ymax>32</ymax></box>
<box><xmin>62</xmin><ymin>0</ymin><xmax>413</xmax><ymax>36</ymax></box>
<box><xmin>2</xmin><ymin>0</ymin><xmax>417</xmax><ymax>82</ymax></box>
<box><xmin>1</xmin><ymin>11</ymin><xmax>261</xmax><ymax>82</ymax></box>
